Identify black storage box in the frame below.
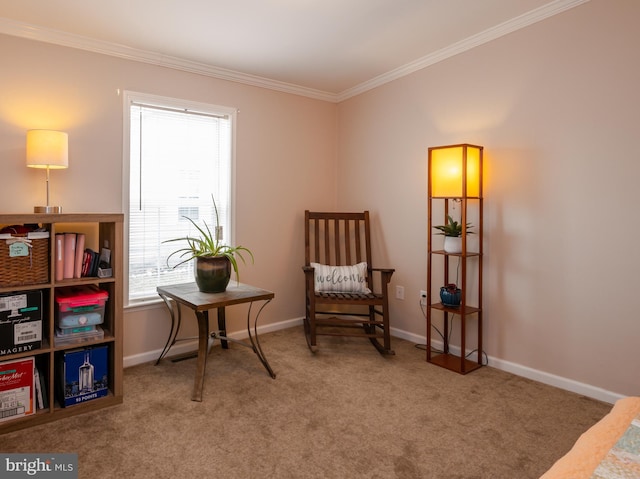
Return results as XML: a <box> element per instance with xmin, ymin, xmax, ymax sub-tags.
<box><xmin>0</xmin><ymin>290</ymin><xmax>43</xmax><ymax>356</ymax></box>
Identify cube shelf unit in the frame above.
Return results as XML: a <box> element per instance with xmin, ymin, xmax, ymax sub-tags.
<box><xmin>0</xmin><ymin>213</ymin><xmax>123</xmax><ymax>434</ymax></box>
<box><xmin>426</xmin><ymin>144</ymin><xmax>483</xmax><ymax>374</ymax></box>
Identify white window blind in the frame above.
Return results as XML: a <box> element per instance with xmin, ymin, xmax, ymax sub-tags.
<box><xmin>126</xmin><ymin>95</ymin><xmax>234</xmax><ymax>303</ymax></box>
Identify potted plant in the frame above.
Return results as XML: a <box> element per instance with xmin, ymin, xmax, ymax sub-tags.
<box><xmin>433</xmin><ymin>215</ymin><xmax>474</xmax><ymax>253</ymax></box>
<box><xmin>164</xmin><ymin>196</ymin><xmax>254</xmax><ymax>293</ymax></box>
<box><xmin>439</xmin><ymin>283</ymin><xmax>462</xmax><ymax>308</ymax></box>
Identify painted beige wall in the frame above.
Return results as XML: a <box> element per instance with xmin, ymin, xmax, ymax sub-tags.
<box><xmin>1</xmin><ymin>0</ymin><xmax>637</xmax><ymax>400</ymax></box>
<box><xmin>0</xmin><ymin>34</ymin><xmax>337</xmax><ymax>361</ymax></box>
<box><xmin>337</xmin><ymin>0</ymin><xmax>640</xmax><ymax>398</ymax></box>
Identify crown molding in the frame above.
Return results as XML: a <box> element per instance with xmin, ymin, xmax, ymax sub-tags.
<box><xmin>336</xmin><ymin>0</ymin><xmax>590</xmax><ymax>102</ymax></box>
<box><xmin>0</xmin><ymin>17</ymin><xmax>338</xmax><ymax>103</ymax></box>
<box><xmin>1</xmin><ymin>0</ymin><xmax>588</xmax><ymax>104</ymax></box>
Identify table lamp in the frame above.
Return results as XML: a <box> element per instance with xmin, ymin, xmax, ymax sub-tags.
<box><xmin>26</xmin><ymin>129</ymin><xmax>69</xmax><ymax>213</ymax></box>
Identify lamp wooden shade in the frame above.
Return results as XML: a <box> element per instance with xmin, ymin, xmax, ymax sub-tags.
<box><xmin>428</xmin><ymin>144</ymin><xmax>482</xmax><ymax>198</ymax></box>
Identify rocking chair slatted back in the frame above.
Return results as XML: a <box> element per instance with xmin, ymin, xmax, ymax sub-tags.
<box><xmin>303</xmin><ymin>210</ymin><xmax>395</xmax><ymax>355</ymax></box>
<box><xmin>306</xmin><ymin>211</ymin><xmax>372</xmax><ymax>268</ymax></box>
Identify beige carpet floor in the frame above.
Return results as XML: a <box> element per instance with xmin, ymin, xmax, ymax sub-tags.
<box><xmin>0</xmin><ymin>326</ymin><xmax>610</xmax><ymax>478</ymax></box>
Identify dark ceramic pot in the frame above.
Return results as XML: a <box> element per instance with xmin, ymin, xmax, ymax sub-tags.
<box><xmin>195</xmin><ymin>256</ymin><xmax>231</xmax><ymax>293</ymax></box>
<box><xmin>439</xmin><ymin>286</ymin><xmax>462</xmax><ymax>307</ymax></box>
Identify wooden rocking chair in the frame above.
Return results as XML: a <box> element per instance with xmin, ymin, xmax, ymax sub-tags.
<box><xmin>303</xmin><ymin>211</ymin><xmax>395</xmax><ymax>354</ymax></box>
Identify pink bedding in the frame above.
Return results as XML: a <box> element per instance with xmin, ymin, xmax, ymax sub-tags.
<box><xmin>540</xmin><ymin>396</ymin><xmax>640</xmax><ymax>479</ymax></box>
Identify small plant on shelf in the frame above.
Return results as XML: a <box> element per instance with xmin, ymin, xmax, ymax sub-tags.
<box><xmin>440</xmin><ymin>283</ymin><xmax>462</xmax><ymax>307</ymax></box>
<box><xmin>434</xmin><ymin>215</ymin><xmax>474</xmax><ymax>254</ymax></box>
<box><xmin>433</xmin><ymin>215</ymin><xmax>474</xmax><ymax>237</ymax></box>
<box><xmin>443</xmin><ymin>283</ymin><xmax>459</xmax><ymax>293</ymax></box>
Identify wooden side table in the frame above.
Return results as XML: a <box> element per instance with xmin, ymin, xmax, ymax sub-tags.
<box><xmin>156</xmin><ymin>282</ymin><xmax>275</xmax><ymax>401</ymax></box>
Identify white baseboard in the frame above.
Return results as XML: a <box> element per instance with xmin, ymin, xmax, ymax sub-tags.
<box><xmin>124</xmin><ymin>318</ymin><xmax>623</xmax><ymax>404</ymax></box>
<box><xmin>390</xmin><ymin>326</ymin><xmax>623</xmax><ymax>404</ymax></box>
<box><xmin>488</xmin><ymin>357</ymin><xmax>623</xmax><ymax>405</ymax></box>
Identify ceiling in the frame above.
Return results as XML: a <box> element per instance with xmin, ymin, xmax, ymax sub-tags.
<box><xmin>0</xmin><ymin>0</ymin><xmax>586</xmax><ymax>101</ymax></box>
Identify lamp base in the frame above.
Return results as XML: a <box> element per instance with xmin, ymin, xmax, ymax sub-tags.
<box><xmin>34</xmin><ymin>205</ymin><xmax>62</xmax><ymax>214</ymax></box>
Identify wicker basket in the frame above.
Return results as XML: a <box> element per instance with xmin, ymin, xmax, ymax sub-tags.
<box><xmin>0</xmin><ymin>233</ymin><xmax>50</xmax><ymax>287</ymax></box>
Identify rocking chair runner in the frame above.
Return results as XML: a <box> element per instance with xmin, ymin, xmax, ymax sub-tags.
<box><xmin>303</xmin><ymin>211</ymin><xmax>395</xmax><ymax>354</ymax></box>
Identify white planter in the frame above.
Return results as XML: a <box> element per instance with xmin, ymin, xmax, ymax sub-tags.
<box><xmin>443</xmin><ymin>236</ymin><xmax>462</xmax><ymax>253</ymax></box>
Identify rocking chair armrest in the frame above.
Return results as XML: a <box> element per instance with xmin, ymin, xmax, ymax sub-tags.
<box><xmin>371</xmin><ymin>267</ymin><xmax>395</xmax><ymax>274</ymax></box>
<box><xmin>371</xmin><ymin>267</ymin><xmax>395</xmax><ymax>285</ymax></box>
<box><xmin>303</xmin><ymin>266</ymin><xmax>316</xmax><ymax>286</ymax></box>
<box><xmin>302</xmin><ymin>266</ymin><xmax>316</xmax><ymax>296</ymax></box>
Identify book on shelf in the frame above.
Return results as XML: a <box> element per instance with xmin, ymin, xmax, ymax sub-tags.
<box><xmin>55</xmin><ymin>233</ymin><xmax>64</xmax><ymax>281</ymax></box>
<box><xmin>33</xmin><ymin>366</ymin><xmax>48</xmax><ymax>410</ymax></box>
<box><xmin>56</xmin><ymin>233</ymin><xmax>103</xmax><ymax>280</ymax></box>
<box><xmin>81</xmin><ymin>249</ymin><xmax>91</xmax><ymax>277</ymax></box>
<box><xmin>82</xmin><ymin>249</ymin><xmax>100</xmax><ymax>277</ymax></box>
<box><xmin>54</xmin><ymin>232</ymin><xmax>105</xmax><ymax>279</ymax></box>
<box><xmin>63</xmin><ymin>233</ymin><xmax>76</xmax><ymax>279</ymax></box>
<box><xmin>73</xmin><ymin>234</ymin><xmax>85</xmax><ymax>279</ymax></box>
<box><xmin>0</xmin><ymin>356</ymin><xmax>35</xmax><ymax>422</ymax></box>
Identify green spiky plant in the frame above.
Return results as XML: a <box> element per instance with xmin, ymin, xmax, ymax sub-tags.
<box><xmin>164</xmin><ymin>195</ymin><xmax>254</xmax><ymax>282</ymax></box>
<box><xmin>433</xmin><ymin>215</ymin><xmax>474</xmax><ymax>237</ymax></box>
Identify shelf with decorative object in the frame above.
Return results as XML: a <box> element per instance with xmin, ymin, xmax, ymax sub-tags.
<box><xmin>426</xmin><ymin>144</ymin><xmax>483</xmax><ymax>374</ymax></box>
<box><xmin>0</xmin><ymin>213</ymin><xmax>123</xmax><ymax>434</ymax></box>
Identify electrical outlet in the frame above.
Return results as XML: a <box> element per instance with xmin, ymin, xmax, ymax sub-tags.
<box><xmin>395</xmin><ymin>285</ymin><xmax>405</xmax><ymax>300</ymax></box>
<box><xmin>420</xmin><ymin>290</ymin><xmax>427</xmax><ymax>306</ymax></box>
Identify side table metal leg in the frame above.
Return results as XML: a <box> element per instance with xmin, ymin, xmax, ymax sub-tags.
<box><xmin>156</xmin><ymin>295</ymin><xmax>182</xmax><ymax>365</ymax></box>
<box><xmin>192</xmin><ymin>310</ymin><xmax>210</xmax><ymax>402</ymax></box>
<box><xmin>246</xmin><ymin>299</ymin><xmax>276</xmax><ymax>379</ymax></box>
<box><xmin>217</xmin><ymin>307</ymin><xmax>228</xmax><ymax>349</ymax></box>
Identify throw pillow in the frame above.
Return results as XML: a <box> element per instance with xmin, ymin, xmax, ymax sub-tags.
<box><xmin>310</xmin><ymin>262</ymin><xmax>371</xmax><ymax>293</ymax></box>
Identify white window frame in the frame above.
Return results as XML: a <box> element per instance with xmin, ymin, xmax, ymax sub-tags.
<box><xmin>122</xmin><ymin>91</ymin><xmax>237</xmax><ymax>307</ymax></box>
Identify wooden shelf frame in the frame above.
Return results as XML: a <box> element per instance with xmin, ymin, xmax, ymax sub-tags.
<box><xmin>426</xmin><ymin>144</ymin><xmax>484</xmax><ymax>374</ymax></box>
<box><xmin>0</xmin><ymin>213</ymin><xmax>123</xmax><ymax>434</ymax></box>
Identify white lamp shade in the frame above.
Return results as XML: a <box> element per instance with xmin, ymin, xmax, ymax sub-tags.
<box><xmin>26</xmin><ymin>130</ymin><xmax>69</xmax><ymax>169</ymax></box>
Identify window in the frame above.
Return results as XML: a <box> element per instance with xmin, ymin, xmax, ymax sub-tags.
<box><xmin>123</xmin><ymin>92</ymin><xmax>236</xmax><ymax>305</ymax></box>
